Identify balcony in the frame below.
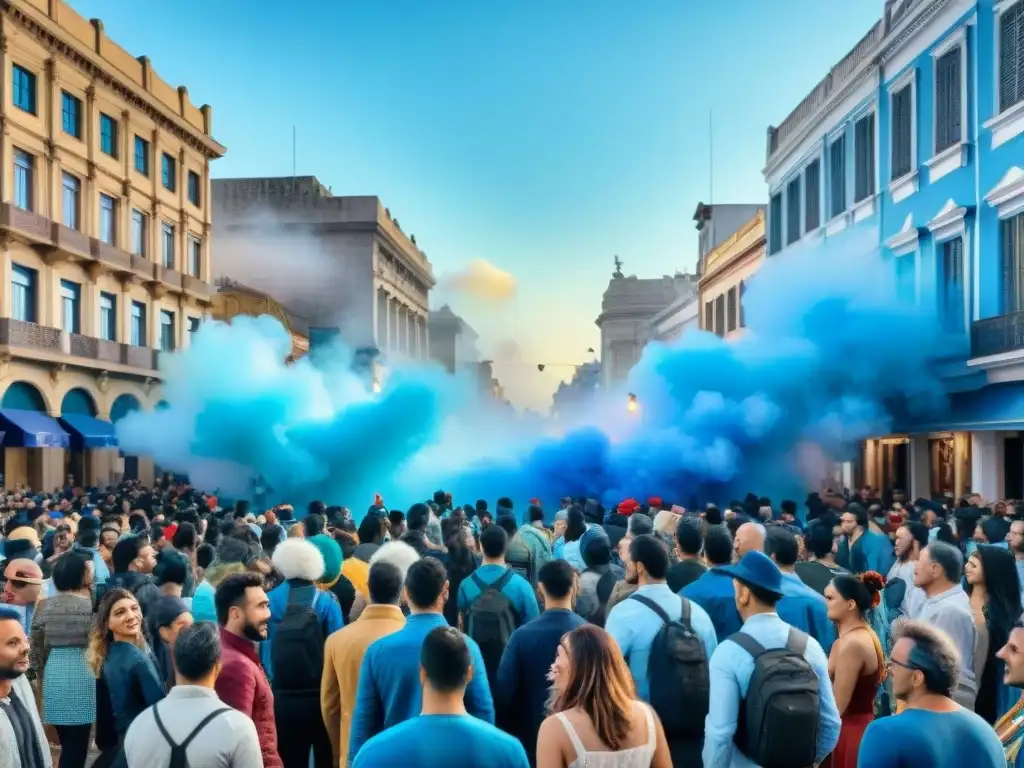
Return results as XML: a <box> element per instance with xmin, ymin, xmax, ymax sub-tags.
<box><xmin>182</xmin><ymin>274</ymin><xmax>213</xmax><ymax>301</ymax></box>
<box><xmin>0</xmin><ymin>318</ymin><xmax>159</xmax><ymax>373</ymax></box>
<box><xmin>50</xmin><ymin>223</ymin><xmax>92</xmax><ymax>258</ymax></box>
<box><xmin>91</xmin><ymin>238</ymin><xmax>132</xmax><ymax>272</ymax></box>
<box><xmin>0</xmin><ymin>203</ymin><xmax>51</xmax><ymax>243</ymax></box>
<box><xmin>155</xmin><ymin>265</ymin><xmax>184</xmax><ymax>293</ymax></box>
<box><xmin>971</xmin><ymin>313</ymin><xmax>1024</xmax><ymax>359</ymax></box>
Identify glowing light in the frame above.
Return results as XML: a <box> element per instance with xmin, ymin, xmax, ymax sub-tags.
<box><xmin>372</xmin><ymin>380</ymin><xmax>382</xmax><ymax>394</ymax></box>
<box><xmin>627</xmin><ymin>393</ymin><xmax>638</xmax><ymax>413</ymax></box>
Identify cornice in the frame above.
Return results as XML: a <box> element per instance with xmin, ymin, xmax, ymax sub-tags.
<box><xmin>4</xmin><ymin>3</ymin><xmax>226</xmax><ymax>160</ymax></box>
<box><xmin>879</xmin><ymin>0</ymin><xmax>952</xmax><ymax>63</ymax></box>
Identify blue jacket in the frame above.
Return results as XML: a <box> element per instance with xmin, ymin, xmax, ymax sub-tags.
<box><xmin>348</xmin><ymin>613</ymin><xmax>494</xmax><ymax>765</ymax></box>
<box><xmin>261</xmin><ymin>579</ymin><xmax>343</xmax><ymax>683</ymax></box>
<box><xmin>102</xmin><ymin>641</ymin><xmax>165</xmax><ymax>735</ymax></box>
<box><xmin>777</xmin><ymin>572</ymin><xmax>835</xmax><ymax>654</ymax></box>
<box><xmin>682</xmin><ymin>570</ymin><xmax>743</xmax><ymax>642</ymax></box>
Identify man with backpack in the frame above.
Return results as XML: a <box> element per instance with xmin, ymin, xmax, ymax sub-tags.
<box><xmin>264</xmin><ymin>538</ymin><xmax>344</xmax><ymax>768</ymax></box>
<box><xmin>703</xmin><ymin>550</ymin><xmax>841</xmax><ymax>768</ymax></box>
<box><xmin>458</xmin><ymin>524</ymin><xmax>540</xmax><ymax>688</ymax></box>
<box><xmin>125</xmin><ymin>622</ymin><xmax>262</xmax><ymax>767</ymax></box>
<box><xmin>605</xmin><ymin>534</ymin><xmax>717</xmax><ymax>767</ymax></box>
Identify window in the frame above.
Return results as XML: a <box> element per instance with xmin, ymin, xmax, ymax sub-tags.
<box><xmin>739</xmin><ymin>281</ymin><xmax>746</xmax><ymax>328</ymax></box>
<box><xmin>703</xmin><ymin>302</ymin><xmax>713</xmax><ymax>331</ymax></box>
<box><xmin>162</xmin><ymin>223</ymin><xmax>175</xmax><ymax>268</ymax></box>
<box><xmin>12</xmin><ymin>65</ymin><xmax>36</xmax><ymax>114</ymax></box>
<box><xmin>100</xmin><ymin>113</ymin><xmax>119</xmax><ymax>158</ymax></box>
<box><xmin>131</xmin><ymin>209</ymin><xmax>147</xmax><ymax>256</ymax></box>
<box><xmin>1003</xmin><ymin>212</ymin><xmax>1024</xmax><ymax>314</ymax></box>
<box><xmin>713</xmin><ymin>295</ymin><xmax>725</xmax><ymax>337</ymax></box>
<box><xmin>162</xmin><ymin>153</ymin><xmax>176</xmax><ymax>192</ymax></box>
<box><xmin>768</xmin><ymin>191</ymin><xmax>783</xmax><ymax>254</ymax></box>
<box><xmin>134</xmin><ymin>136</ymin><xmax>149</xmax><ymax>176</ymax></box>
<box><xmin>188</xmin><ymin>316</ymin><xmax>200</xmax><ymax>338</ymax></box>
<box><xmin>13</xmin><ymin>149</ymin><xmax>33</xmax><ymax>212</ymax></box>
<box><xmin>805</xmin><ymin>159</ymin><xmax>821</xmax><ymax>232</ymax></box>
<box><xmin>60</xmin><ymin>280</ymin><xmax>80</xmax><ymax>334</ymax></box>
<box><xmin>187</xmin><ymin>171</ymin><xmax>201</xmax><ymax>206</ymax></box>
<box><xmin>159</xmin><ymin>309</ymin><xmax>175</xmax><ymax>351</ymax></box>
<box><xmin>940</xmin><ymin>237</ymin><xmax>965</xmax><ymax>333</ymax></box>
<box><xmin>100</xmin><ymin>292</ymin><xmax>116</xmax><ymax>341</ymax></box>
<box><xmin>854</xmin><ymin>113</ymin><xmax>875</xmax><ymax>202</ymax></box>
<box><xmin>61</xmin><ymin>91</ymin><xmax>81</xmax><ymax>138</ymax></box>
<box><xmin>131</xmin><ymin>301</ymin><xmax>147</xmax><ymax>347</ymax></box>
<box><xmin>61</xmin><ymin>172</ymin><xmax>80</xmax><ymax>230</ymax></box>
<box><xmin>829</xmin><ymin>134</ymin><xmax>846</xmax><ymax>217</ymax></box>
<box><xmin>188</xmin><ymin>235</ymin><xmax>202</xmax><ymax>277</ymax></box>
<box><xmin>99</xmin><ymin>194</ymin><xmax>117</xmax><ymax>245</ymax></box>
<box><xmin>727</xmin><ymin>288</ymin><xmax>737</xmax><ymax>333</ymax></box>
<box><xmin>11</xmin><ymin>265</ymin><xmax>36</xmax><ymax>323</ymax></box>
<box><xmin>786</xmin><ymin>177</ymin><xmax>801</xmax><ymax>245</ymax></box>
<box><xmin>934</xmin><ymin>45</ymin><xmax>962</xmax><ymax>154</ymax></box>
<box><xmin>999</xmin><ymin>1</ymin><xmax>1024</xmax><ymax>113</ymax></box>
<box><xmin>891</xmin><ymin>82</ymin><xmax>914</xmax><ymax>179</ymax></box>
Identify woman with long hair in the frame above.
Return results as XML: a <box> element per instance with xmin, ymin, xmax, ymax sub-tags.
<box><xmin>536</xmin><ymin>624</ymin><xmax>671</xmax><ymax>768</ymax></box>
<box><xmin>88</xmin><ymin>588</ymin><xmax>165</xmax><ymax>767</ymax></box>
<box><xmin>965</xmin><ymin>543</ymin><xmax>1022</xmax><ymax>723</ymax></box>
<box><xmin>29</xmin><ymin>550</ymin><xmax>95</xmax><ymax>768</ymax></box>
<box><xmin>443</xmin><ymin>519</ymin><xmax>480</xmax><ymax>627</ymax></box>
<box><xmin>822</xmin><ymin>571</ymin><xmax>886</xmax><ymax>768</ymax></box>
<box><xmin>561</xmin><ymin>508</ymin><xmax>589</xmax><ymax>572</ymax></box>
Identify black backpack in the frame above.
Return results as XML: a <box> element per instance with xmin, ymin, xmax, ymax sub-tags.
<box><xmin>152</xmin><ymin>703</ymin><xmax>230</xmax><ymax>768</ymax></box>
<box><xmin>629</xmin><ymin>594</ymin><xmax>709</xmax><ymax>740</ymax></box>
<box><xmin>506</xmin><ymin>545</ymin><xmax>535</xmax><ymax>587</ymax></box>
<box><xmin>589</xmin><ymin>570</ymin><xmax>618</xmax><ymax>627</ymax></box>
<box><xmin>271</xmin><ymin>585</ymin><xmax>325</xmax><ymax>693</ymax></box>
<box><xmin>729</xmin><ymin>628</ymin><xmax>820</xmax><ymax>768</ymax></box>
<box><xmin>464</xmin><ymin>569</ymin><xmax>519</xmax><ymax>687</ymax></box>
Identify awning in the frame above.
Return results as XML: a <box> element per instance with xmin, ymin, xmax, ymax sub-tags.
<box><xmin>58</xmin><ymin>414</ymin><xmax>118</xmax><ymax>449</ymax></box>
<box><xmin>0</xmin><ymin>409</ymin><xmax>70</xmax><ymax>448</ymax></box>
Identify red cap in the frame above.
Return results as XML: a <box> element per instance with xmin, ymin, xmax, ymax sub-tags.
<box><xmin>618</xmin><ymin>498</ymin><xmax>640</xmax><ymax>515</ymax></box>
<box><xmin>648</xmin><ymin>497</ymin><xmax>663</xmax><ymax>509</ymax></box>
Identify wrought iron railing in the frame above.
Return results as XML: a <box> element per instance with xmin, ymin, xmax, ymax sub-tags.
<box><xmin>971</xmin><ymin>312</ymin><xmax>1024</xmax><ymax>358</ymax></box>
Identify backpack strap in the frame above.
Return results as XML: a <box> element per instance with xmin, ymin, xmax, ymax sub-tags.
<box><xmin>492</xmin><ymin>569</ymin><xmax>515</xmax><ymax>593</ymax></box>
<box><xmin>785</xmin><ymin>627</ymin><xmax>809</xmax><ymax>656</ymax></box>
<box><xmin>728</xmin><ymin>631</ymin><xmax>767</xmax><ymax>658</ymax></box>
<box><xmin>679</xmin><ymin>596</ymin><xmax>692</xmax><ymax>627</ymax></box>
<box><xmin>471</xmin><ymin>572</ymin><xmax>487</xmax><ymax>592</ymax></box>
<box><xmin>180</xmin><ymin>707</ymin><xmax>232</xmax><ymax>751</ymax></box>
<box><xmin>629</xmin><ymin>593</ymin><xmax>671</xmax><ymax>625</ymax></box>
<box><xmin>152</xmin><ymin>702</ymin><xmax>175</xmax><ymax>749</ymax></box>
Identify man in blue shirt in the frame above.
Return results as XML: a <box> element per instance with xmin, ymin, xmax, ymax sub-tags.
<box><xmin>702</xmin><ymin>551</ymin><xmax>840</xmax><ymax>768</ymax></box>
<box><xmin>349</xmin><ymin>557</ymin><xmax>494</xmax><ymax>765</ymax></box>
<box><xmin>606</xmin><ymin>533</ymin><xmax>717</xmax><ymax>765</ymax></box>
<box><xmin>683</xmin><ymin>526</ymin><xmax>743</xmax><ymax>641</ymax></box>
<box><xmin>496</xmin><ymin>559</ymin><xmax>584</xmax><ymax>765</ymax></box>
<box><xmin>766</xmin><ymin>526</ymin><xmax>835</xmax><ymax>654</ymax></box>
<box><xmin>458</xmin><ymin>524</ymin><xmax>540</xmax><ymax>625</ymax></box>
<box><xmin>353</xmin><ymin>625</ymin><xmax>528</xmax><ymax>768</ymax></box>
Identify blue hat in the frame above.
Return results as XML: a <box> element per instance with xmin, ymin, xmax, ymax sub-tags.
<box><xmin>715</xmin><ymin>551</ymin><xmax>784</xmax><ymax>597</ymax></box>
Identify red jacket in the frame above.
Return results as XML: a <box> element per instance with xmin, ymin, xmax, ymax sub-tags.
<box><xmin>215</xmin><ymin>627</ymin><xmax>282</xmax><ymax>768</ymax></box>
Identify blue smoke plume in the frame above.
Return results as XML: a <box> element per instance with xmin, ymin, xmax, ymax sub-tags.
<box><xmin>117</xmin><ymin>241</ymin><xmax>955</xmax><ymax>518</ymax></box>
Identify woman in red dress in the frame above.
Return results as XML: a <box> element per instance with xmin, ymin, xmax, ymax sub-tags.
<box><xmin>822</xmin><ymin>571</ymin><xmax>886</xmax><ymax>768</ymax></box>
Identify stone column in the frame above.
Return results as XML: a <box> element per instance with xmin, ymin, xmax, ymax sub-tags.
<box><xmin>908</xmin><ymin>435</ymin><xmax>930</xmax><ymax>501</ymax></box>
<box><xmin>388</xmin><ymin>298</ymin><xmax>400</xmax><ymax>352</ymax></box>
<box><xmin>397</xmin><ymin>305</ymin><xmax>408</xmax><ymax>354</ymax></box>
<box><xmin>407</xmin><ymin>311</ymin><xmax>415</xmax><ymax>356</ymax></box>
<box><xmin>971</xmin><ymin>431</ymin><xmax>1004</xmax><ymax>502</ymax></box>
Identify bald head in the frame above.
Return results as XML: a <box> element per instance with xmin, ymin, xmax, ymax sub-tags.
<box><xmin>735</xmin><ymin>522</ymin><xmax>766</xmax><ymax>561</ymax></box>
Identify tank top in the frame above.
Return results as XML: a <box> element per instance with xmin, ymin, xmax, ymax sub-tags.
<box><xmin>556</xmin><ymin>702</ymin><xmax>656</xmax><ymax>768</ymax></box>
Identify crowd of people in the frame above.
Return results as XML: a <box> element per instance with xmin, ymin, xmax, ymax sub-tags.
<box><xmin>2</xmin><ymin>481</ymin><xmax>1024</xmax><ymax>767</ymax></box>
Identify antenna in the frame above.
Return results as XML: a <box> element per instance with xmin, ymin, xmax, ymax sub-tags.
<box><xmin>709</xmin><ymin>108</ymin><xmax>714</xmax><ymax>205</ymax></box>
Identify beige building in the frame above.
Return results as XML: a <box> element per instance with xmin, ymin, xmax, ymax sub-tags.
<box><xmin>212</xmin><ymin>177</ymin><xmax>434</xmax><ymax>363</ymax></box>
<box><xmin>698</xmin><ymin>210</ymin><xmax>765</xmax><ymax>338</ymax></box>
<box><xmin>211</xmin><ymin>277</ymin><xmax>310</xmax><ymax>362</ymax></box>
<box><xmin>0</xmin><ymin>0</ymin><xmax>224</xmax><ymax>490</ymax></box>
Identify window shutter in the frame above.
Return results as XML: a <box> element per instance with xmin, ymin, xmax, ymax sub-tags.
<box><xmin>891</xmin><ymin>86</ymin><xmax>912</xmax><ymax>179</ymax></box>
<box><xmin>1000</xmin><ymin>5</ymin><xmax>1022</xmax><ymax>113</ymax></box>
<box><xmin>830</xmin><ymin>136</ymin><xmax>845</xmax><ymax>217</ymax></box>
<box><xmin>936</xmin><ymin>48</ymin><xmax>961</xmax><ymax>152</ymax></box>
<box><xmin>787</xmin><ymin>177</ymin><xmax>801</xmax><ymax>244</ymax></box>
<box><xmin>854</xmin><ymin>115</ymin><xmax>874</xmax><ymax>202</ymax></box>
<box><xmin>805</xmin><ymin>159</ymin><xmax>820</xmax><ymax>231</ymax></box>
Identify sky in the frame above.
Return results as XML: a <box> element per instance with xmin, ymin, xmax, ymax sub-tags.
<box><xmin>70</xmin><ymin>0</ymin><xmax>882</xmax><ymax>412</ymax></box>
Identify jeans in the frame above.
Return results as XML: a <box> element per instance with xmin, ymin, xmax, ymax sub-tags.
<box><xmin>54</xmin><ymin>724</ymin><xmax>92</xmax><ymax>768</ymax></box>
<box><xmin>274</xmin><ymin>692</ymin><xmax>333</xmax><ymax>768</ymax></box>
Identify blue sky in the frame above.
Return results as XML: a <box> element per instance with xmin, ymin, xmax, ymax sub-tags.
<box><xmin>70</xmin><ymin>0</ymin><xmax>881</xmax><ymax>411</ymax></box>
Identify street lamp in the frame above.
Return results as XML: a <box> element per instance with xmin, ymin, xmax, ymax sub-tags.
<box><xmin>627</xmin><ymin>393</ymin><xmax>638</xmax><ymax>414</ymax></box>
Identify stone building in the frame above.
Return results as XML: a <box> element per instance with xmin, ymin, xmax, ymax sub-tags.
<box><xmin>0</xmin><ymin>0</ymin><xmax>224</xmax><ymax>489</ymax></box>
<box><xmin>211</xmin><ymin>277</ymin><xmax>310</xmax><ymax>361</ymax></box>
<box><xmin>699</xmin><ymin>210</ymin><xmax>765</xmax><ymax>338</ymax></box>
<box><xmin>428</xmin><ymin>304</ymin><xmax>505</xmax><ymax>400</ymax></box>
<box><xmin>211</xmin><ymin>177</ymin><xmax>434</xmax><ymax>362</ymax></box>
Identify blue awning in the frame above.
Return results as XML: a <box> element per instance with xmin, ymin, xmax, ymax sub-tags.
<box><xmin>0</xmin><ymin>409</ymin><xmax>70</xmax><ymax>448</ymax></box>
<box><xmin>58</xmin><ymin>414</ymin><xmax>118</xmax><ymax>449</ymax></box>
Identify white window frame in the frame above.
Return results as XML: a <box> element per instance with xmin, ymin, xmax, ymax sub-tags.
<box><xmin>985</xmin><ymin>166</ymin><xmax>1024</xmax><ymax>220</ymax></box>
<box><xmin>887</xmin><ymin>67</ymin><xmax>919</xmax><ymax>203</ymax></box>
<box><xmin>927</xmin><ymin>25</ymin><xmax>970</xmax><ymax>183</ymax></box>
<box><xmin>985</xmin><ymin>0</ymin><xmax>1024</xmax><ymax>148</ymax></box>
<box><xmin>851</xmin><ymin>100</ymin><xmax>879</xmax><ymax>222</ymax></box>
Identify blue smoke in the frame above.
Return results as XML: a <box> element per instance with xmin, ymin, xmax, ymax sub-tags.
<box><xmin>117</xmin><ymin>242</ymin><xmax>955</xmax><ymax>518</ymax></box>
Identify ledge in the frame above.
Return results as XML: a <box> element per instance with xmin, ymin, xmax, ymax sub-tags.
<box><xmin>851</xmin><ymin>194</ymin><xmax>877</xmax><ymax>224</ymax></box>
<box><xmin>925</xmin><ymin>142</ymin><xmax>969</xmax><ymax>184</ymax></box>
<box><xmin>889</xmin><ymin>169</ymin><xmax>920</xmax><ymax>204</ymax></box>
<box><xmin>825</xmin><ymin>211</ymin><xmax>850</xmax><ymax>237</ymax></box>
<box><xmin>885</xmin><ymin>213</ymin><xmax>921</xmax><ymax>256</ymax></box>
<box><xmin>984</xmin><ymin>166</ymin><xmax>1024</xmax><ymax>220</ymax></box>
<box><xmin>927</xmin><ymin>199</ymin><xmax>970</xmax><ymax>241</ymax></box>
<box><xmin>983</xmin><ymin>99</ymin><xmax>1024</xmax><ymax>150</ymax></box>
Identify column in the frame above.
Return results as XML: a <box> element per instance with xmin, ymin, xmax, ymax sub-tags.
<box><xmin>908</xmin><ymin>435</ymin><xmax>930</xmax><ymax>501</ymax></box>
<box><xmin>120</xmin><ymin>279</ymin><xmax>133</xmax><ymax>343</ymax></box>
<box><xmin>388</xmin><ymin>297</ymin><xmax>399</xmax><ymax>352</ymax></box>
<box><xmin>396</xmin><ymin>304</ymin><xmax>408</xmax><ymax>355</ymax></box>
<box><xmin>406</xmin><ymin>310</ymin><xmax>414</xmax><ymax>355</ymax></box>
<box><xmin>375</xmin><ymin>289</ymin><xmax>387</xmax><ymax>351</ymax></box>
<box><xmin>971</xmin><ymin>431</ymin><xmax>1004</xmax><ymax>502</ymax></box>
<box><xmin>863</xmin><ymin>439</ymin><xmax>878</xmax><ymax>490</ymax></box>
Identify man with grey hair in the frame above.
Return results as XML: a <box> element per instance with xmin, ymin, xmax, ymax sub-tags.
<box><xmin>914</xmin><ymin>541</ymin><xmax>977</xmax><ymax>709</ymax></box>
<box><xmin>126</xmin><ymin>622</ymin><xmax>262</xmax><ymax>767</ymax></box>
<box><xmin>858</xmin><ymin>619</ymin><xmax>1002</xmax><ymax>765</ymax></box>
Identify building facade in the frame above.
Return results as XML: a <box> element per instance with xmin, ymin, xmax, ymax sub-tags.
<box><xmin>699</xmin><ymin>210</ymin><xmax>766</xmax><ymax>338</ymax></box>
<box><xmin>0</xmin><ymin>0</ymin><xmax>224</xmax><ymax>489</ymax></box>
<box><xmin>428</xmin><ymin>304</ymin><xmax>506</xmax><ymax>400</ymax></box>
<box><xmin>551</xmin><ymin>360</ymin><xmax>601</xmax><ymax>420</ymax></box>
<box><xmin>211</xmin><ymin>177</ymin><xmax>434</xmax><ymax>364</ymax></box>
<box><xmin>765</xmin><ymin>0</ymin><xmax>1024</xmax><ymax>501</ymax></box>
<box><xmin>211</xmin><ymin>278</ymin><xmax>310</xmax><ymax>361</ymax></box>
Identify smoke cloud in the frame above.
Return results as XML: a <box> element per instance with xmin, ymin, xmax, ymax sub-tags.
<box><xmin>438</xmin><ymin>258</ymin><xmax>517</xmax><ymax>301</ymax></box>
<box><xmin>118</xmin><ymin>238</ymin><xmax>953</xmax><ymax>519</ymax></box>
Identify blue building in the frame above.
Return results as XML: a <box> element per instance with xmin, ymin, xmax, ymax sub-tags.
<box><xmin>764</xmin><ymin>0</ymin><xmax>1024</xmax><ymax>501</ymax></box>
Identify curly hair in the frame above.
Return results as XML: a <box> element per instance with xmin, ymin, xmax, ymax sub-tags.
<box><xmin>86</xmin><ymin>588</ymin><xmax>145</xmax><ymax>678</ymax></box>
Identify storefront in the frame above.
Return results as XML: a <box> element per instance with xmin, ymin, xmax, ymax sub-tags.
<box><xmin>0</xmin><ymin>382</ymin><xmax>69</xmax><ymax>490</ymax></box>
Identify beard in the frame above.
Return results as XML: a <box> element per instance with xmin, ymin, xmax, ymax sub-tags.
<box><xmin>0</xmin><ymin>659</ymin><xmax>28</xmax><ymax>680</ymax></box>
<box><xmin>242</xmin><ymin>622</ymin><xmax>267</xmax><ymax>642</ymax></box>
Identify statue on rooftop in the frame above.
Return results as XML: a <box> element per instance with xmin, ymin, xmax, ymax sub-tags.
<box><xmin>613</xmin><ymin>255</ymin><xmax>624</xmax><ymax>278</ymax></box>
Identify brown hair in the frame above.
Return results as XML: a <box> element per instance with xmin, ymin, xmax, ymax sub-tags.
<box><xmin>548</xmin><ymin>624</ymin><xmax>637</xmax><ymax>750</ymax></box>
<box><xmin>85</xmin><ymin>588</ymin><xmax>145</xmax><ymax>678</ymax></box>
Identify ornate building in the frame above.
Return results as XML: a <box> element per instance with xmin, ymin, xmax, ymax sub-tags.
<box><xmin>0</xmin><ymin>0</ymin><xmax>224</xmax><ymax>489</ymax></box>
<box><xmin>211</xmin><ymin>278</ymin><xmax>310</xmax><ymax>361</ymax></box>
<box><xmin>698</xmin><ymin>210</ymin><xmax>765</xmax><ymax>338</ymax></box>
